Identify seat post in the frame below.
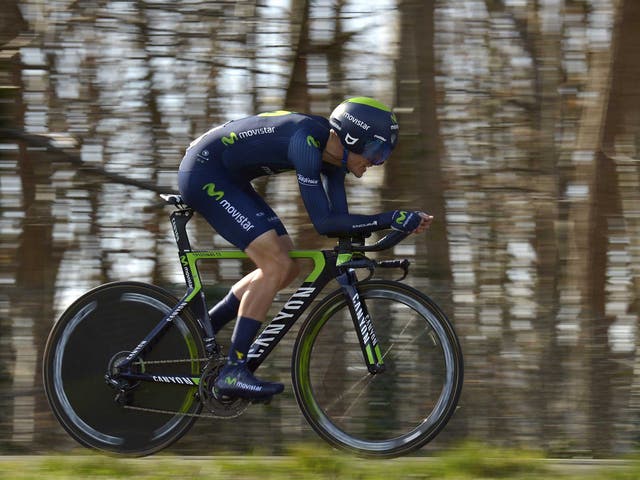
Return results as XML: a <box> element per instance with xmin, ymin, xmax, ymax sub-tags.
<box><xmin>170</xmin><ymin>209</ymin><xmax>194</xmax><ymax>253</ymax></box>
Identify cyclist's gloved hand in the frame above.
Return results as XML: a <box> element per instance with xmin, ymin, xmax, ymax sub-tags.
<box><xmin>391</xmin><ymin>210</ymin><xmax>422</xmax><ymax>233</ymax></box>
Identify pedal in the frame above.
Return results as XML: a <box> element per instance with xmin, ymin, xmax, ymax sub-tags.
<box><xmin>105</xmin><ymin>374</ymin><xmax>120</xmax><ymax>389</ymax></box>
<box><xmin>114</xmin><ymin>390</ymin><xmax>132</xmax><ymax>406</ymax></box>
<box><xmin>105</xmin><ymin>374</ymin><xmax>128</xmax><ymax>391</ymax></box>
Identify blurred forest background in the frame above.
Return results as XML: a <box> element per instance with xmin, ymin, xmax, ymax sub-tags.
<box><xmin>1</xmin><ymin>0</ymin><xmax>639</xmax><ymax>457</ymax></box>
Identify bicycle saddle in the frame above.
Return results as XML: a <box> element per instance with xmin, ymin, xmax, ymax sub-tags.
<box><xmin>160</xmin><ymin>193</ymin><xmax>185</xmax><ymax>206</ymax></box>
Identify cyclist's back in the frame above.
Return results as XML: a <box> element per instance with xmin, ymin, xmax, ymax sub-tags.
<box><xmin>180</xmin><ymin>111</ymin><xmax>332</xmax><ymax>180</ymax></box>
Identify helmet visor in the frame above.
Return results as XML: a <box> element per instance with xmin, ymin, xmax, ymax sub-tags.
<box><xmin>362</xmin><ymin>138</ymin><xmax>392</xmax><ymax>165</ymax></box>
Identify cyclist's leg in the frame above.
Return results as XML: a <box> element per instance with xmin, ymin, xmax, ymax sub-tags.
<box><xmin>208</xmin><ymin>289</ymin><xmax>240</xmax><ymax>333</ymax></box>
<box><xmin>214</xmin><ymin>230</ymin><xmax>295</xmax><ymax>398</ymax></box>
<box><xmin>239</xmin><ymin>230</ymin><xmax>297</xmax><ymax>321</ymax></box>
<box><xmin>179</xmin><ymin>167</ymin><xmax>293</xmax><ymax>398</ymax></box>
<box><xmin>231</xmin><ymin>233</ymin><xmax>298</xmax><ymax>306</ymax></box>
<box><xmin>206</xmin><ymin>188</ymin><xmax>299</xmax><ymax>332</ymax></box>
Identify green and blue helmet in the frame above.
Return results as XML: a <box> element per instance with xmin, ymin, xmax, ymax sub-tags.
<box><xmin>329</xmin><ymin>97</ymin><xmax>399</xmax><ymax>165</ymax></box>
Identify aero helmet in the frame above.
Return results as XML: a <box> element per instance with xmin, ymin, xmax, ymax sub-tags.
<box><xmin>329</xmin><ymin>97</ymin><xmax>399</xmax><ymax>165</ymax></box>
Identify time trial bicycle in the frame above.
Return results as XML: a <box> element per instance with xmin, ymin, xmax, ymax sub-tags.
<box><xmin>43</xmin><ymin>194</ymin><xmax>463</xmax><ymax>458</ymax></box>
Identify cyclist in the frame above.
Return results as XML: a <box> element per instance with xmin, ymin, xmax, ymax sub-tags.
<box><xmin>178</xmin><ymin>97</ymin><xmax>433</xmax><ymax>400</ymax></box>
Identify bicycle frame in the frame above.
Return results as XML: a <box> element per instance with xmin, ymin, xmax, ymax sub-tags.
<box><xmin>115</xmin><ymin>206</ymin><xmax>387</xmax><ymax>388</ymax></box>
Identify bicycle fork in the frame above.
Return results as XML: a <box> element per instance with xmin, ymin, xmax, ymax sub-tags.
<box><xmin>337</xmin><ymin>270</ymin><xmax>385</xmax><ymax>374</ymax></box>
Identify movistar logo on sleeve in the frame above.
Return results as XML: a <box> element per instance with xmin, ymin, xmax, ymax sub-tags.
<box><xmin>202</xmin><ymin>183</ymin><xmax>224</xmax><ymax>200</ymax></box>
<box><xmin>222</xmin><ymin>132</ymin><xmax>238</xmax><ymax>146</ymax></box>
<box><xmin>395</xmin><ymin>211</ymin><xmax>407</xmax><ymax>225</ymax></box>
<box><xmin>306</xmin><ymin>135</ymin><xmax>320</xmax><ymax>148</ymax></box>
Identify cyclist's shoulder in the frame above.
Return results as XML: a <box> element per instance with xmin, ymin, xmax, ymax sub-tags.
<box><xmin>283</xmin><ymin>114</ymin><xmax>331</xmax><ymax>148</ymax></box>
<box><xmin>213</xmin><ymin>111</ymin><xmax>328</xmax><ymax>138</ymax></box>
<box><xmin>295</xmin><ymin>113</ymin><xmax>331</xmax><ymax>136</ymax></box>
<box><xmin>251</xmin><ymin>111</ymin><xmax>329</xmax><ymax>131</ymax></box>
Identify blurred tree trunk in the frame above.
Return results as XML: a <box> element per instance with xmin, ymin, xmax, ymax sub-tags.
<box><xmin>0</xmin><ymin>1</ymin><xmax>26</xmax><ymax>46</ymax></box>
<box><xmin>391</xmin><ymin>0</ymin><xmax>455</xmax><ymax>441</ymax></box>
<box><xmin>486</xmin><ymin>0</ymin><xmax>566</xmax><ymax>450</ymax></box>
<box><xmin>284</xmin><ymin>0</ymin><xmax>311</xmax><ymax>112</ymax></box>
<box><xmin>13</xmin><ymin>65</ymin><xmax>65</xmax><ymax>450</ymax></box>
<box><xmin>0</xmin><ymin>0</ymin><xmax>28</xmax><ymax>450</ymax></box>
<box><xmin>393</xmin><ymin>0</ymin><xmax>451</xmax><ymax>283</ymax></box>
<box><xmin>327</xmin><ymin>0</ymin><xmax>347</xmax><ymax>106</ymax></box>
<box><xmin>565</xmin><ymin>0</ymin><xmax>622</xmax><ymax>455</ymax></box>
<box><xmin>1</xmin><ymin>0</ymin><xmax>65</xmax><ymax>451</ymax></box>
<box><xmin>527</xmin><ymin>0</ymin><xmax>564</xmax><ymax>452</ymax></box>
<box><xmin>602</xmin><ymin>0</ymin><xmax>640</xmax><ymax>446</ymax></box>
<box><xmin>136</xmin><ymin>0</ymin><xmax>165</xmax><ymax>286</ymax></box>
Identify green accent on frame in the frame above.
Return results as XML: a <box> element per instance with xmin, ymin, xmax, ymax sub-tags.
<box><xmin>365</xmin><ymin>344</ymin><xmax>375</xmax><ymax>365</ymax></box>
<box><xmin>374</xmin><ymin>344</ymin><xmax>384</xmax><ymax>365</ymax></box>
<box><xmin>183</xmin><ymin>249</ymin><xmax>326</xmax><ymax>287</ymax></box>
<box><xmin>336</xmin><ymin>253</ymin><xmax>352</xmax><ymax>266</ymax></box>
<box><xmin>289</xmin><ymin>250</ymin><xmax>326</xmax><ymax>283</ymax></box>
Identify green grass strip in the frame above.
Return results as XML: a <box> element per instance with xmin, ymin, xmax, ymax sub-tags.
<box><xmin>0</xmin><ymin>442</ymin><xmax>639</xmax><ymax>479</ymax></box>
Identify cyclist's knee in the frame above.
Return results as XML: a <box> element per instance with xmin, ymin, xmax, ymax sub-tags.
<box><xmin>279</xmin><ymin>258</ymin><xmax>300</xmax><ymax>289</ymax></box>
<box><xmin>273</xmin><ymin>233</ymin><xmax>298</xmax><ymax>287</ymax></box>
<box><xmin>262</xmin><ymin>254</ymin><xmax>296</xmax><ymax>288</ymax></box>
<box><xmin>246</xmin><ymin>233</ymin><xmax>292</xmax><ymax>286</ymax></box>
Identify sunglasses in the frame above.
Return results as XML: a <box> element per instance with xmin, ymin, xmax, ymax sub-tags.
<box><xmin>362</xmin><ymin>138</ymin><xmax>392</xmax><ymax>165</ymax></box>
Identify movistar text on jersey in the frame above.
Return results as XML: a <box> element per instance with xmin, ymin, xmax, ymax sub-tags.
<box><xmin>238</xmin><ymin>127</ymin><xmax>275</xmax><ymax>138</ymax></box>
<box><xmin>220</xmin><ymin>199</ymin><xmax>255</xmax><ymax>232</ymax></box>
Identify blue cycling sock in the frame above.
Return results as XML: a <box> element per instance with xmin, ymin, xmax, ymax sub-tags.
<box><xmin>208</xmin><ymin>290</ymin><xmax>240</xmax><ymax>333</ymax></box>
<box><xmin>228</xmin><ymin>316</ymin><xmax>261</xmax><ymax>364</ymax></box>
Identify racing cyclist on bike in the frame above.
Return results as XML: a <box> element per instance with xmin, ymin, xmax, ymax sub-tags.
<box><xmin>178</xmin><ymin>97</ymin><xmax>433</xmax><ymax>401</ymax></box>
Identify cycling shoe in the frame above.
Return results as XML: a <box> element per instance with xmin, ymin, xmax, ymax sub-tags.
<box><xmin>213</xmin><ymin>363</ymin><xmax>284</xmax><ymax>399</ymax></box>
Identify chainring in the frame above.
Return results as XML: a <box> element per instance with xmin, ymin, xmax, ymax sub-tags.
<box><xmin>199</xmin><ymin>358</ymin><xmax>250</xmax><ymax>419</ymax></box>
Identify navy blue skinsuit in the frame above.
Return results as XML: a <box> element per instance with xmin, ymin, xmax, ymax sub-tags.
<box><xmin>178</xmin><ymin>111</ymin><xmax>395</xmax><ymax>250</ymax></box>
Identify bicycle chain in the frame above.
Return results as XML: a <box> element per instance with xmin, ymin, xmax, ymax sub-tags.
<box><xmin>122</xmin><ymin>403</ymin><xmax>231</xmax><ymax>420</ymax></box>
<box><xmin>123</xmin><ymin>357</ymin><xmax>220</xmax><ymax>419</ymax></box>
<box><xmin>132</xmin><ymin>357</ymin><xmax>212</xmax><ymax>365</ymax></box>
<box><xmin>122</xmin><ymin>355</ymin><xmax>250</xmax><ymax>420</ymax></box>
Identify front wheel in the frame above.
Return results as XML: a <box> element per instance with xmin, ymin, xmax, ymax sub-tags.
<box><xmin>43</xmin><ymin>282</ymin><xmax>206</xmax><ymax>456</ymax></box>
<box><xmin>292</xmin><ymin>280</ymin><xmax>463</xmax><ymax>458</ymax></box>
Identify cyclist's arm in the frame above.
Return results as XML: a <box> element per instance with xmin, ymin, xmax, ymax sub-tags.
<box><xmin>323</xmin><ymin>164</ymin><xmax>348</xmax><ymax>214</ymax></box>
<box><xmin>289</xmin><ymin>130</ymin><xmax>394</xmax><ymax>235</ymax></box>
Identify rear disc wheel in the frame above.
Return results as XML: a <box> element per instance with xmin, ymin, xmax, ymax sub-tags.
<box><xmin>43</xmin><ymin>282</ymin><xmax>206</xmax><ymax>456</ymax></box>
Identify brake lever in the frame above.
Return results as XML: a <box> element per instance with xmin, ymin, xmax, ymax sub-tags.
<box><xmin>339</xmin><ymin>258</ymin><xmax>410</xmax><ymax>282</ymax></box>
<box><xmin>338</xmin><ymin>258</ymin><xmax>375</xmax><ymax>281</ymax></box>
<box><xmin>376</xmin><ymin>259</ymin><xmax>410</xmax><ymax>281</ymax></box>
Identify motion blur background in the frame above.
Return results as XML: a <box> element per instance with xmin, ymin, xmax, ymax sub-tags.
<box><xmin>1</xmin><ymin>0</ymin><xmax>639</xmax><ymax>457</ymax></box>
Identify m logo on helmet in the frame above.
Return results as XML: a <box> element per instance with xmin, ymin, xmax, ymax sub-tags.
<box><xmin>345</xmin><ymin>133</ymin><xmax>359</xmax><ymax>145</ymax></box>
